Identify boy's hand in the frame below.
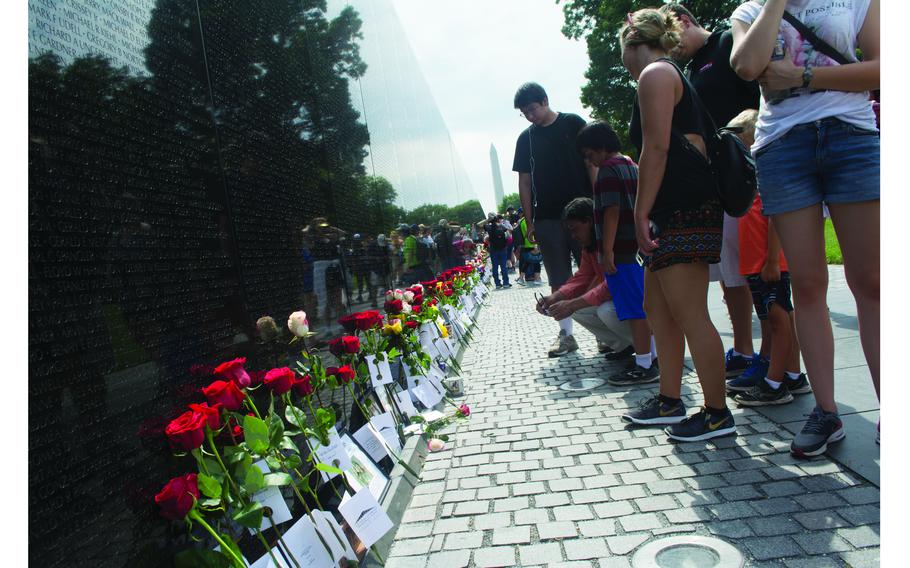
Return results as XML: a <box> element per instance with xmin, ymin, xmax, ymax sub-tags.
<box><xmin>547</xmin><ymin>300</ymin><xmax>576</xmax><ymax>321</ymax></box>
<box><xmin>761</xmin><ymin>261</ymin><xmax>781</xmax><ymax>283</ymax></box>
<box><xmin>601</xmin><ymin>250</ymin><xmax>617</xmax><ymax>275</ymax></box>
<box><xmin>536</xmin><ymin>293</ymin><xmax>554</xmax><ymax>315</ymax></box>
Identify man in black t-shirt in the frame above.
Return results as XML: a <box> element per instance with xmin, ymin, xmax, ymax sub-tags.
<box><xmin>662</xmin><ymin>3</ymin><xmax>762</xmax><ymax>380</ymax></box>
<box><xmin>512</xmin><ymin>82</ymin><xmax>594</xmax><ymax>357</ymax></box>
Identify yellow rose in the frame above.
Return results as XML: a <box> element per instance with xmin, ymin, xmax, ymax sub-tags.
<box><xmin>382</xmin><ymin>319</ymin><xmax>403</xmax><ymax>335</ymax></box>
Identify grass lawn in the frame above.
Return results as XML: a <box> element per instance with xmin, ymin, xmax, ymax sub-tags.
<box><xmin>824</xmin><ymin>218</ymin><xmax>843</xmax><ymax>264</ymax></box>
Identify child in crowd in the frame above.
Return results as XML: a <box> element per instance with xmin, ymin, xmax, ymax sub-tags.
<box><xmin>576</xmin><ymin>121</ymin><xmax>659</xmax><ymax>385</ymax></box>
<box><xmin>524</xmin><ymin>245</ymin><xmax>543</xmax><ymax>282</ymax></box>
<box><xmin>723</xmin><ymin>110</ymin><xmax>811</xmax><ymax>405</ymax></box>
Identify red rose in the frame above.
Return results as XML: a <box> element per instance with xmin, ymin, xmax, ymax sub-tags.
<box><xmin>412</xmin><ymin>304</ymin><xmax>422</xmax><ymax>314</ymax></box>
<box><xmin>443</xmin><ymin>288</ymin><xmax>454</xmax><ymax>297</ymax></box>
<box><xmin>327</xmin><ymin>365</ymin><xmax>356</xmax><ymax>384</ymax></box>
<box><xmin>264</xmin><ymin>367</ymin><xmax>296</xmax><ymax>395</ymax></box>
<box><xmin>164</xmin><ymin>410</ymin><xmax>207</xmax><ymax>451</ymax></box>
<box><xmin>413</xmin><ymin>294</ymin><xmax>423</xmax><ymax>305</ymax></box>
<box><xmin>248</xmin><ymin>370</ymin><xmax>266</xmax><ymax>386</ymax></box>
<box><xmin>294</xmin><ymin>374</ymin><xmax>315</xmax><ymax>397</ymax></box>
<box><xmin>405</xmin><ymin>320</ymin><xmax>418</xmax><ymax>329</ymax></box>
<box><xmin>188</xmin><ymin>402</ymin><xmax>222</xmax><ymax>430</ymax></box>
<box><xmin>328</xmin><ymin>336</ymin><xmax>361</xmax><ymax>356</ymax></box>
<box><xmin>338</xmin><ymin>313</ymin><xmax>358</xmax><ymax>333</ymax></box>
<box><xmin>354</xmin><ymin>310</ymin><xmax>383</xmax><ymax>330</ymax></box>
<box><xmin>420</xmin><ymin>280</ymin><xmax>437</xmax><ymax>289</ymax></box>
<box><xmin>214</xmin><ymin>358</ymin><xmax>252</xmax><ymax>388</ymax></box>
<box><xmin>155</xmin><ymin>474</ymin><xmax>200</xmax><ymax>521</ymax></box>
<box><xmin>202</xmin><ymin>380</ymin><xmax>246</xmax><ymax>412</ymax></box>
<box><xmin>384</xmin><ymin>299</ymin><xmax>403</xmax><ymax>313</ymax></box>
<box><xmin>458</xmin><ymin>403</ymin><xmax>471</xmax><ymax>417</ymax></box>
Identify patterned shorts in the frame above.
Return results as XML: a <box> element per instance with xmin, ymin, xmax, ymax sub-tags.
<box><xmin>642</xmin><ymin>200</ymin><xmax>723</xmax><ymax>272</ymax></box>
<box><xmin>746</xmin><ymin>272</ymin><xmax>793</xmax><ymax>320</ymax></box>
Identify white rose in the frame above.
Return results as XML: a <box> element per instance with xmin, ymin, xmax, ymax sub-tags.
<box><xmin>385</xmin><ymin>289</ymin><xmax>394</xmax><ymax>299</ymax></box>
<box><xmin>403</xmin><ymin>291</ymin><xmax>415</xmax><ymax>303</ymax></box>
<box><xmin>413</xmin><ymin>283</ymin><xmax>424</xmax><ymax>291</ymax></box>
<box><xmin>393</xmin><ymin>289</ymin><xmax>404</xmax><ymax>300</ymax></box>
<box><xmin>401</xmin><ymin>302</ymin><xmax>412</xmax><ymax>314</ymax></box>
<box><xmin>287</xmin><ymin>311</ymin><xmax>310</xmax><ymax>337</ymax></box>
<box><xmin>427</xmin><ymin>438</ymin><xmax>446</xmax><ymax>452</ymax></box>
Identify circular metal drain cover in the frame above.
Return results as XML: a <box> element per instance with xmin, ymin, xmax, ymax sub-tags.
<box><xmin>558</xmin><ymin>378</ymin><xmax>606</xmax><ymax>391</ymax></box>
<box><xmin>632</xmin><ymin>536</ymin><xmax>744</xmax><ymax>568</ymax></box>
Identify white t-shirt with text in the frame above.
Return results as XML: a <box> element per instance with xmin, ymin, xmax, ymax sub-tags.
<box><xmin>731</xmin><ymin>0</ymin><xmax>876</xmax><ymax>152</ymax></box>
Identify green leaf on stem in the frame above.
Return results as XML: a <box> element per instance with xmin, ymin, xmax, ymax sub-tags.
<box><xmin>265</xmin><ymin>455</ymin><xmax>282</xmax><ymax>471</ymax></box>
<box><xmin>243</xmin><ymin>415</ymin><xmax>270</xmax><ymax>455</ymax></box>
<box><xmin>203</xmin><ymin>457</ymin><xmax>222</xmax><ymax>475</ymax></box>
<box><xmin>175</xmin><ymin>549</ymin><xmax>232</xmax><ymax>568</ymax></box>
<box><xmin>315</xmin><ymin>462</ymin><xmax>343</xmax><ymax>475</ymax></box>
<box><xmin>197</xmin><ymin>473</ymin><xmax>222</xmax><ymax>499</ymax></box>
<box><xmin>409</xmin><ymin>415</ymin><xmax>426</xmax><ymax>424</ymax></box>
<box><xmin>198</xmin><ymin>498</ymin><xmax>222</xmax><ymax>508</ymax></box>
<box><xmin>243</xmin><ymin>464</ymin><xmax>266</xmax><ymax>494</ymax></box>
<box><xmin>279</xmin><ymin>435</ymin><xmax>300</xmax><ymax>454</ymax></box>
<box><xmin>387</xmin><ymin>347</ymin><xmax>401</xmax><ymax>359</ymax></box>
<box><xmin>315</xmin><ymin>407</ymin><xmax>335</xmax><ymax>431</ymax></box>
<box><xmin>231</xmin><ymin>501</ymin><xmax>265</xmax><ymax>529</ymax></box>
<box><xmin>436</xmin><ymin>434</ymin><xmax>450</xmax><ymax>442</ymax></box>
<box><xmin>269</xmin><ymin>411</ymin><xmax>284</xmax><ymax>447</ymax></box>
<box><xmin>284</xmin><ymin>453</ymin><xmax>303</xmax><ymax>470</ymax></box>
<box><xmin>284</xmin><ymin>404</ymin><xmax>308</xmax><ymax>429</ymax></box>
<box><xmin>264</xmin><ymin>472</ymin><xmax>293</xmax><ymax>487</ymax></box>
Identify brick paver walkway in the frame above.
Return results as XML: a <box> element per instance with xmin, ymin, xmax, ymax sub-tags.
<box><xmin>384</xmin><ymin>271</ymin><xmax>880</xmax><ymax>567</ymax></box>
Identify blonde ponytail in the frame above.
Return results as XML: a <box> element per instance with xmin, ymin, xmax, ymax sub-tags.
<box><xmin>621</xmin><ymin>8</ymin><xmax>682</xmax><ymax>51</ymax></box>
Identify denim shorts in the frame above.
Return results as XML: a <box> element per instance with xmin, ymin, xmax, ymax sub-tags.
<box><xmin>754</xmin><ymin>118</ymin><xmax>880</xmax><ymax>216</ymax></box>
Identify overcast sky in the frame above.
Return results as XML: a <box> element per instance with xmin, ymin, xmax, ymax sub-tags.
<box><xmin>392</xmin><ymin>0</ymin><xmax>594</xmax><ymax>213</ymax></box>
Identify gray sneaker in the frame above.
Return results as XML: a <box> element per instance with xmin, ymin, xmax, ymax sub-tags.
<box><xmin>608</xmin><ymin>363</ymin><xmax>660</xmax><ymax>386</ymax></box>
<box><xmin>790</xmin><ymin>406</ymin><xmax>845</xmax><ymax>458</ymax></box>
<box><xmin>548</xmin><ymin>331</ymin><xmax>578</xmax><ymax>357</ymax></box>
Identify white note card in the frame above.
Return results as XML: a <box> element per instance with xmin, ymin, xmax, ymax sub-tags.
<box><xmin>247</xmin><ymin>461</ymin><xmax>293</xmax><ymax>535</ymax></box>
<box><xmin>312</xmin><ymin>509</ymin><xmax>356</xmax><ymax>566</ymax></box>
<box><xmin>338</xmin><ymin>488</ymin><xmax>394</xmax><ymax>549</ymax></box>
<box><xmin>370</xmin><ymin>412</ymin><xmax>402</xmax><ymax>453</ymax></box>
<box><xmin>309</xmin><ymin>427</ymin><xmax>352</xmax><ymax>479</ymax></box>
<box><xmin>365</xmin><ymin>354</ymin><xmax>393</xmax><ymax>388</ymax></box>
<box><xmin>352</xmin><ymin>423</ymin><xmax>388</xmax><ymax>463</ymax></box>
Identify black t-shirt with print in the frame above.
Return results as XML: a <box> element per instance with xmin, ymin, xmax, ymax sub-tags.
<box><xmin>512</xmin><ymin>113</ymin><xmax>591</xmax><ymax>221</ymax></box>
<box><xmin>687</xmin><ymin>29</ymin><xmax>761</xmax><ymax>128</ymax></box>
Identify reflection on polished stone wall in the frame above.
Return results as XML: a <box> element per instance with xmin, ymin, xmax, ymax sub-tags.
<box><xmin>28</xmin><ymin>1</ymin><xmax>472</xmax><ymax>565</ymax></box>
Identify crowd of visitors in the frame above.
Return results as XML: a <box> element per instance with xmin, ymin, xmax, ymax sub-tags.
<box><xmin>505</xmin><ymin>0</ymin><xmax>879</xmax><ymax>455</ymax></box>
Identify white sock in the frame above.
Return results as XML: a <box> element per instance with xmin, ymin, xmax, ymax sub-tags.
<box><xmin>764</xmin><ymin>377</ymin><xmax>782</xmax><ymax>389</ymax></box>
<box><xmin>558</xmin><ymin>318</ymin><xmax>573</xmax><ymax>336</ymax></box>
<box><xmin>786</xmin><ymin>371</ymin><xmax>801</xmax><ymax>380</ymax></box>
<box><xmin>635</xmin><ymin>353</ymin><xmax>653</xmax><ymax>369</ymax></box>
<box><xmin>650</xmin><ymin>336</ymin><xmax>658</xmax><ymax>359</ymax></box>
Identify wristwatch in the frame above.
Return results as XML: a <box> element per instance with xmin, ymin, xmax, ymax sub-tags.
<box><xmin>801</xmin><ymin>65</ymin><xmax>814</xmax><ymax>89</ymax></box>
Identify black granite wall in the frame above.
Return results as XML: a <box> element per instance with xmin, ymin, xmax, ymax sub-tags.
<box><xmin>28</xmin><ymin>1</ymin><xmax>423</xmax><ymax>565</ymax></box>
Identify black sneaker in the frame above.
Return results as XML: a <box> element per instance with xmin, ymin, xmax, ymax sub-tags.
<box><xmin>608</xmin><ymin>363</ymin><xmax>660</xmax><ymax>386</ymax></box>
<box><xmin>734</xmin><ymin>379</ymin><xmax>794</xmax><ymax>407</ymax></box>
<box><xmin>597</xmin><ymin>342</ymin><xmax>613</xmax><ymax>354</ymax></box>
<box><xmin>666</xmin><ymin>407</ymin><xmax>736</xmax><ymax>442</ymax></box>
<box><xmin>785</xmin><ymin>373</ymin><xmax>812</xmax><ymax>395</ymax></box>
<box><xmin>622</xmin><ymin>395</ymin><xmax>687</xmax><ymax>425</ymax></box>
<box><xmin>604</xmin><ymin>345</ymin><xmax>635</xmax><ymax>362</ymax></box>
<box><xmin>790</xmin><ymin>406</ymin><xmax>845</xmax><ymax>458</ymax></box>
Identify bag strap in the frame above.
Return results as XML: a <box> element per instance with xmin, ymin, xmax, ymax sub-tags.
<box><xmin>657</xmin><ymin>57</ymin><xmax>719</xmax><ymax>140</ymax></box>
<box><xmin>781</xmin><ymin>11</ymin><xmax>851</xmax><ymax>65</ymax></box>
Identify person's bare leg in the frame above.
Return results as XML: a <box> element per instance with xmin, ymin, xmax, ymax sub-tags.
<box><xmin>766</xmin><ymin>304</ymin><xmax>791</xmax><ymax>382</ymax></box>
<box><xmin>758</xmin><ymin>319</ymin><xmax>772</xmax><ymax>359</ymax></box>
<box><xmin>828</xmin><ymin>201</ymin><xmax>880</xmax><ymax>400</ymax></box>
<box><xmin>772</xmin><ymin>204</ymin><xmax>835</xmax><ymax>412</ymax></box>
<box><xmin>786</xmin><ymin>312</ymin><xmax>802</xmax><ymax>373</ymax></box>
<box><xmin>722</xmin><ymin>283</ymin><xmax>756</xmax><ymax>355</ymax></box>
<box><xmin>644</xmin><ymin>268</ymin><xmax>685</xmax><ymax>399</ymax></box>
<box><xmin>629</xmin><ymin>319</ymin><xmax>652</xmax><ymax>357</ymax></box>
<box><xmin>656</xmin><ymin>262</ymin><xmax>726</xmax><ymax>409</ymax></box>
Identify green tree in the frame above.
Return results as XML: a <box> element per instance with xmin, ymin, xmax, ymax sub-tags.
<box><xmin>448</xmin><ymin>199</ymin><xmax>485</xmax><ymax>226</ymax></box>
<box><xmin>558</xmin><ymin>0</ymin><xmax>741</xmax><ymax>156</ymax></box>
<box><xmin>498</xmin><ymin>193</ymin><xmax>522</xmax><ymax>213</ymax></box>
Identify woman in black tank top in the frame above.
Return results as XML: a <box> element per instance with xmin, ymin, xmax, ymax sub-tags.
<box><xmin>617</xmin><ymin>9</ymin><xmax>733</xmax><ymax>443</ymax></box>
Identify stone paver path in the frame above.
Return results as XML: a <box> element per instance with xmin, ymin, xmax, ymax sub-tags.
<box><xmin>384</xmin><ymin>269</ymin><xmax>880</xmax><ymax>567</ymax></box>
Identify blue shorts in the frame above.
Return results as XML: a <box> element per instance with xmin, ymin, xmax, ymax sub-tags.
<box><xmin>605</xmin><ymin>263</ymin><xmax>646</xmax><ymax>321</ymax></box>
<box><xmin>754</xmin><ymin>118</ymin><xmax>880</xmax><ymax>216</ymax></box>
